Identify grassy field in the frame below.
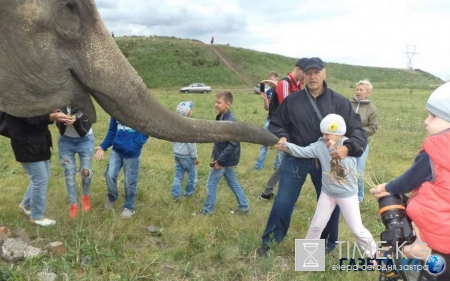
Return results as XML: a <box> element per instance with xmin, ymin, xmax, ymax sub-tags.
<box><xmin>0</xmin><ymin>82</ymin><xmax>433</xmax><ymax>280</ymax></box>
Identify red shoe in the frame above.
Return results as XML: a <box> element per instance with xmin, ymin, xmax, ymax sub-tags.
<box><xmin>82</xmin><ymin>195</ymin><xmax>91</xmax><ymax>212</ymax></box>
<box><xmin>69</xmin><ymin>203</ymin><xmax>78</xmax><ymax>218</ymax></box>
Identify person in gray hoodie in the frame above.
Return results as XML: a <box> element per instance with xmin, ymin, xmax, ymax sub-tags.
<box><xmin>279</xmin><ymin>114</ymin><xmax>377</xmax><ymax>258</ymax></box>
<box><xmin>171</xmin><ymin>101</ymin><xmax>199</xmax><ymax>201</ymax></box>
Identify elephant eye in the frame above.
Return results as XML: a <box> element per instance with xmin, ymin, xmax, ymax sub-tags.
<box><xmin>66</xmin><ymin>1</ymin><xmax>78</xmax><ymax>13</ymax></box>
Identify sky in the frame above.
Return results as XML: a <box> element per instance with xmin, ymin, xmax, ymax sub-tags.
<box><xmin>96</xmin><ymin>0</ymin><xmax>450</xmax><ymax>81</ymax></box>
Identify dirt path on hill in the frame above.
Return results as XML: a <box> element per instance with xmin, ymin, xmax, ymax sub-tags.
<box><xmin>207</xmin><ymin>45</ymin><xmax>254</xmax><ymax>87</ymax></box>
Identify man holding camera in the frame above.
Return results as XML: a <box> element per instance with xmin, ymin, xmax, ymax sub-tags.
<box><xmin>258</xmin><ymin>58</ymin><xmax>307</xmax><ymax>200</ymax></box>
<box><xmin>253</xmin><ymin>71</ymin><xmax>280</xmax><ymax>171</ymax></box>
<box><xmin>259</xmin><ymin>57</ymin><xmax>367</xmax><ymax>256</ymax></box>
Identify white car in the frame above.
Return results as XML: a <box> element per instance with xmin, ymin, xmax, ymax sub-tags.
<box><xmin>180</xmin><ymin>83</ymin><xmax>212</xmax><ymax>93</ymax></box>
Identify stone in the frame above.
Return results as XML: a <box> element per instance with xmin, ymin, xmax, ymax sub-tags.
<box><xmin>143</xmin><ymin>225</ymin><xmax>162</xmax><ymax>236</ymax></box>
<box><xmin>1</xmin><ymin>238</ymin><xmax>43</xmax><ymax>262</ymax></box>
<box><xmin>0</xmin><ymin>227</ymin><xmax>12</xmax><ymax>244</ymax></box>
<box><xmin>37</xmin><ymin>271</ymin><xmax>57</xmax><ymax>281</ymax></box>
<box><xmin>46</xmin><ymin>241</ymin><xmax>65</xmax><ymax>256</ymax></box>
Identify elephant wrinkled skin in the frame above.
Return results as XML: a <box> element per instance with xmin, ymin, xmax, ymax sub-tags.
<box><xmin>0</xmin><ymin>0</ymin><xmax>278</xmax><ymax>146</ymax></box>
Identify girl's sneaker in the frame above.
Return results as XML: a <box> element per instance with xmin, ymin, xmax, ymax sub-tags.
<box><xmin>30</xmin><ymin>218</ymin><xmax>56</xmax><ymax>226</ymax></box>
<box><xmin>69</xmin><ymin>203</ymin><xmax>78</xmax><ymax>218</ymax></box>
<box><xmin>82</xmin><ymin>195</ymin><xmax>91</xmax><ymax>212</ymax></box>
<box><xmin>120</xmin><ymin>208</ymin><xmax>135</xmax><ymax>218</ymax></box>
<box><xmin>18</xmin><ymin>204</ymin><xmax>31</xmax><ymax>216</ymax></box>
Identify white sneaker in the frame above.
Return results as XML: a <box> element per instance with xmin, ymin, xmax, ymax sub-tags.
<box><xmin>120</xmin><ymin>208</ymin><xmax>135</xmax><ymax>218</ymax></box>
<box><xmin>18</xmin><ymin>204</ymin><xmax>31</xmax><ymax>216</ymax></box>
<box><xmin>30</xmin><ymin>218</ymin><xmax>56</xmax><ymax>226</ymax></box>
<box><xmin>105</xmin><ymin>200</ymin><xmax>115</xmax><ymax>210</ymax></box>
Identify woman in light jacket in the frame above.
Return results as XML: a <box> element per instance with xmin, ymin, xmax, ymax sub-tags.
<box><xmin>351</xmin><ymin>79</ymin><xmax>378</xmax><ymax>202</ymax></box>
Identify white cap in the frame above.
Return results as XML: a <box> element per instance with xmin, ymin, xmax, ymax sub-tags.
<box><xmin>320</xmin><ymin>114</ymin><xmax>346</xmax><ymax>135</ymax></box>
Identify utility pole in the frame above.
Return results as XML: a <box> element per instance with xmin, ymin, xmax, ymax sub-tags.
<box><xmin>404</xmin><ymin>45</ymin><xmax>418</xmax><ymax>69</ymax></box>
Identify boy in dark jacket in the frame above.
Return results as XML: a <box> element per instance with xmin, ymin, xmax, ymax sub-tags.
<box><xmin>199</xmin><ymin>91</ymin><xmax>249</xmax><ymax>215</ymax></box>
<box><xmin>95</xmin><ymin>117</ymin><xmax>148</xmax><ymax>218</ymax></box>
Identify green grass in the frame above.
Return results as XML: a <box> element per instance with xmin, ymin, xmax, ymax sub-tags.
<box><xmin>115</xmin><ymin>36</ymin><xmax>443</xmax><ymax>91</ymax></box>
<box><xmin>0</xmin><ymin>84</ymin><xmax>434</xmax><ymax>280</ymax></box>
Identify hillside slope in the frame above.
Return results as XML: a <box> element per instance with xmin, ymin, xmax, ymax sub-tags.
<box><xmin>116</xmin><ymin>36</ymin><xmax>443</xmax><ymax>90</ymax></box>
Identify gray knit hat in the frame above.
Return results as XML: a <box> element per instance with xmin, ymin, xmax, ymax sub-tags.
<box><xmin>426</xmin><ymin>82</ymin><xmax>450</xmax><ymax>122</ymax></box>
<box><xmin>320</xmin><ymin>114</ymin><xmax>346</xmax><ymax>135</ymax></box>
<box><xmin>176</xmin><ymin>101</ymin><xmax>194</xmax><ymax>117</ymax></box>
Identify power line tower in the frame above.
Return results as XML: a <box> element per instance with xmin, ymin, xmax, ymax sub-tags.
<box><xmin>405</xmin><ymin>45</ymin><xmax>418</xmax><ymax>69</ymax></box>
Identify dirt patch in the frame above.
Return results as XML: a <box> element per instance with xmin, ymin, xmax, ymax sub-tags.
<box><xmin>207</xmin><ymin>45</ymin><xmax>254</xmax><ymax>87</ymax></box>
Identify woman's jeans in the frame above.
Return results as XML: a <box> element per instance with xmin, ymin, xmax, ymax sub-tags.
<box><xmin>202</xmin><ymin>166</ymin><xmax>249</xmax><ymax>213</ymax></box>
<box><xmin>105</xmin><ymin>150</ymin><xmax>140</xmax><ymax>211</ymax></box>
<box><xmin>254</xmin><ymin>119</ymin><xmax>282</xmax><ymax>170</ymax></box>
<box><xmin>58</xmin><ymin>134</ymin><xmax>94</xmax><ymax>204</ymax></box>
<box><xmin>357</xmin><ymin>144</ymin><xmax>370</xmax><ymax>202</ymax></box>
<box><xmin>21</xmin><ymin>160</ymin><xmax>50</xmax><ymax>220</ymax></box>
<box><xmin>172</xmin><ymin>157</ymin><xmax>197</xmax><ymax>199</ymax></box>
<box><xmin>261</xmin><ymin>156</ymin><xmax>340</xmax><ymax>251</ymax></box>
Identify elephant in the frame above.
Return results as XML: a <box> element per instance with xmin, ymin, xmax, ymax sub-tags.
<box><xmin>0</xmin><ymin>0</ymin><xmax>278</xmax><ymax>146</ymax></box>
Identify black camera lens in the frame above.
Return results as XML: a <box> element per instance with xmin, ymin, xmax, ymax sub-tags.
<box><xmin>378</xmin><ymin>194</ymin><xmax>416</xmax><ymax>247</ymax></box>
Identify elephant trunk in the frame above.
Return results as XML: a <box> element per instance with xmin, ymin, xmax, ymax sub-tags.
<box><xmin>73</xmin><ymin>11</ymin><xmax>278</xmax><ymax>146</ymax></box>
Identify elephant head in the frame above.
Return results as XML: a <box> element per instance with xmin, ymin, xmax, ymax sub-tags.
<box><xmin>0</xmin><ymin>0</ymin><xmax>278</xmax><ymax>145</ymax></box>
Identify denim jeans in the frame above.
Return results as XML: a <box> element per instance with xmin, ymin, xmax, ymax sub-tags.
<box><xmin>172</xmin><ymin>157</ymin><xmax>197</xmax><ymax>199</ymax></box>
<box><xmin>202</xmin><ymin>166</ymin><xmax>249</xmax><ymax>213</ymax></box>
<box><xmin>261</xmin><ymin>156</ymin><xmax>340</xmax><ymax>251</ymax></box>
<box><xmin>105</xmin><ymin>150</ymin><xmax>140</xmax><ymax>211</ymax></box>
<box><xmin>254</xmin><ymin>119</ymin><xmax>282</xmax><ymax>170</ymax></box>
<box><xmin>21</xmin><ymin>160</ymin><xmax>51</xmax><ymax>220</ymax></box>
<box><xmin>357</xmin><ymin>144</ymin><xmax>369</xmax><ymax>201</ymax></box>
<box><xmin>58</xmin><ymin>134</ymin><xmax>94</xmax><ymax>204</ymax></box>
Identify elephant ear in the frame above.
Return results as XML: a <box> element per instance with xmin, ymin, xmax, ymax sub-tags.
<box><xmin>54</xmin><ymin>1</ymin><xmax>83</xmax><ymax>40</ymax></box>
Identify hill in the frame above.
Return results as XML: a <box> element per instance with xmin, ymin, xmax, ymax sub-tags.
<box><xmin>116</xmin><ymin>36</ymin><xmax>443</xmax><ymax>90</ymax></box>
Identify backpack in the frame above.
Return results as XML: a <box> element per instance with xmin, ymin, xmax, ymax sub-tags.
<box><xmin>268</xmin><ymin>76</ymin><xmax>294</xmax><ymax>118</ymax></box>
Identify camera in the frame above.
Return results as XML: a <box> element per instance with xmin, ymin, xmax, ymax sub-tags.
<box><xmin>377</xmin><ymin>194</ymin><xmax>416</xmax><ymax>281</ymax></box>
<box><xmin>259</xmin><ymin>82</ymin><xmax>265</xmax><ymax>93</ymax></box>
<box><xmin>378</xmin><ymin>194</ymin><xmax>416</xmax><ymax>247</ymax></box>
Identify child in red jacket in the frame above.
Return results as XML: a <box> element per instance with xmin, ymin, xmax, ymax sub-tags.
<box><xmin>371</xmin><ymin>82</ymin><xmax>450</xmax><ymax>280</ymax></box>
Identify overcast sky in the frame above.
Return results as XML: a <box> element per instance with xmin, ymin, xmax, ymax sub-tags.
<box><xmin>96</xmin><ymin>0</ymin><xmax>449</xmax><ymax>81</ymax></box>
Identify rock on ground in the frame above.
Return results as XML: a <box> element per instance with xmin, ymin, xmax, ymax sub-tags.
<box><xmin>1</xmin><ymin>238</ymin><xmax>43</xmax><ymax>262</ymax></box>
